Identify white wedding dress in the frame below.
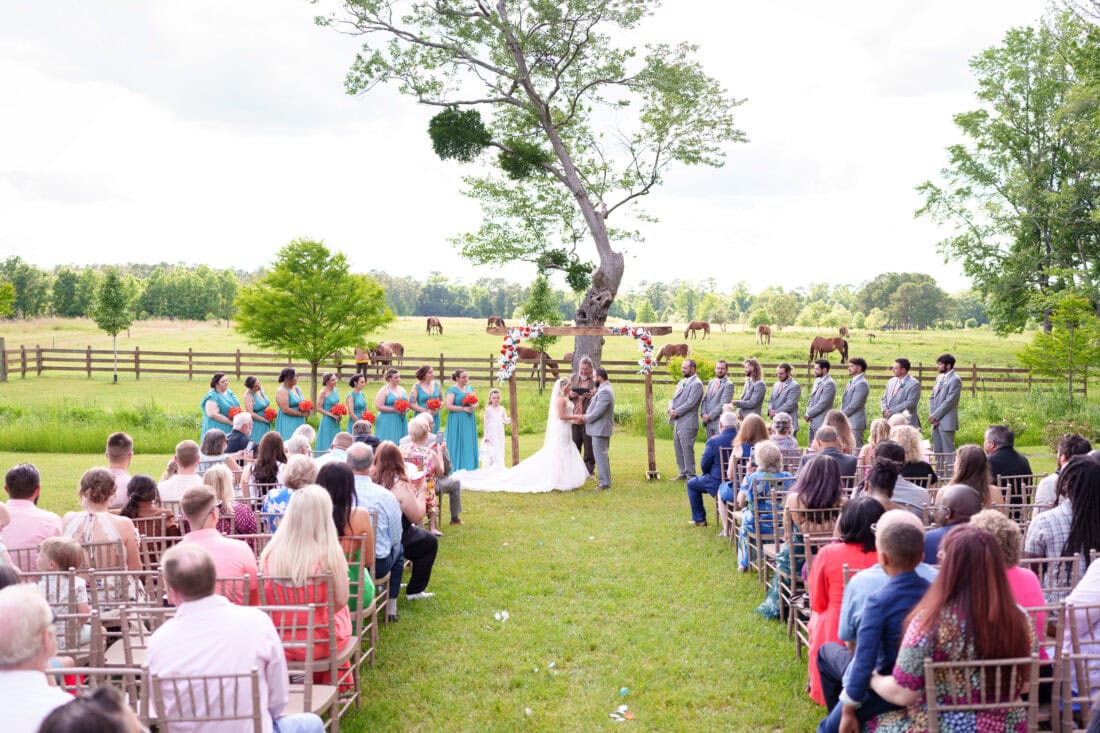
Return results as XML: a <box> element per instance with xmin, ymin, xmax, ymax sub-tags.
<box><xmin>453</xmin><ymin>381</ymin><xmax>589</xmax><ymax>493</ymax></box>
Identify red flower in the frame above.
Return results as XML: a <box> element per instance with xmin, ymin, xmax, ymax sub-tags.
<box><xmin>331</xmin><ymin>404</ymin><xmax>348</xmax><ymax>418</ymax></box>
<box><xmin>426</xmin><ymin>398</ymin><xmax>442</xmax><ymax>410</ymax></box>
<box><xmin>462</xmin><ymin>393</ymin><xmax>479</xmax><ymax>407</ymax></box>
<box><xmin>394</xmin><ymin>399</ymin><xmax>410</xmax><ymax>413</ymax></box>
<box><xmin>298</xmin><ymin>400</ymin><xmax>314</xmax><ymax>412</ymax></box>
<box><xmin>263</xmin><ymin>407</ymin><xmax>277</xmax><ymax>421</ymax></box>
<box><xmin>361</xmin><ymin>410</ymin><xmax>376</xmax><ymax>423</ymax></box>
<box><xmin>227</xmin><ymin>406</ymin><xmax>242</xmax><ymax>419</ymax></box>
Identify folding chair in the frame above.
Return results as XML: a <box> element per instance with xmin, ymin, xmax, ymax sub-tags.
<box><xmin>137</xmin><ymin>534</ymin><xmax>182</xmax><ymax>571</ymax></box>
<box><xmin>1019</xmin><ymin>555</ymin><xmax>1082</xmax><ymax>604</ymax></box>
<box><xmin>792</xmin><ymin>534</ymin><xmax>839</xmax><ymax>659</ymax></box>
<box><xmin>226</xmin><ymin>533</ymin><xmax>274</xmax><ymax>559</ymax></box>
<box><xmin>338</xmin><ymin>534</ymin><xmax>376</xmax><ymax>668</ymax></box>
<box><xmin>927</xmin><ymin>451</ymin><xmax>955</xmax><ymax>478</ymax></box>
<box><xmin>50</xmin><ymin>666</ymin><xmax>149</xmax><ymax>726</ymax></box>
<box><xmin>996</xmin><ymin>473</ymin><xmax>1045</xmax><ymax>511</ymax></box>
<box><xmin>257</xmin><ymin>511</ymin><xmax>283</xmax><ymax>534</ymax></box>
<box><xmin>130</xmin><ymin>514</ymin><xmax>167</xmax><ymax>540</ymax></box>
<box><xmin>259</xmin><ymin>603</ymin><xmax>340</xmax><ymax>732</ymax></box>
<box><xmin>150</xmin><ymin>667</ymin><xmax>264</xmax><ymax>733</ymax></box>
<box><xmin>83</xmin><ymin>539</ymin><xmax>126</xmax><ymax>570</ymax></box>
<box><xmin>744</xmin><ymin>476</ymin><xmax>794</xmax><ymax>583</ymax></box>
<box><xmin>106</xmin><ymin>606</ymin><xmax>177</xmax><ymax>667</ymax></box>
<box><xmin>1063</xmin><ymin>601</ymin><xmax>1100</xmax><ymax>732</ymax></box>
<box><xmin>6</xmin><ymin>545</ymin><xmax>39</xmax><ymax>572</ymax></box>
<box><xmin>781</xmin><ymin>449</ymin><xmax>804</xmax><ymax>476</ymax></box>
<box><xmin>1022</xmin><ymin>603</ymin><xmax>1064</xmax><ymax>732</ymax></box>
<box><xmin>923</xmin><ymin>654</ymin><xmax>1039</xmax><ymax>733</ymax></box>
<box><xmin>216</xmin><ymin>574</ymin><xmax>258</xmax><ymax>606</ymax></box>
<box><xmin>53</xmin><ymin>608</ymin><xmax>105</xmax><ymax>668</ymax></box>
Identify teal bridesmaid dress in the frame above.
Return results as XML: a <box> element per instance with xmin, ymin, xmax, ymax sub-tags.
<box><xmin>315</xmin><ymin>389</ymin><xmax>341</xmax><ymax>453</ymax></box>
<box><xmin>200</xmin><ymin>389</ymin><xmax>240</xmax><ymax>441</ymax></box>
<box><xmin>249</xmin><ymin>390</ymin><xmax>272</xmax><ymax>443</ymax></box>
<box><xmin>413</xmin><ymin>381</ymin><xmax>443</xmax><ymax>433</ymax></box>
<box><xmin>445</xmin><ymin>385</ymin><xmax>479</xmax><ymax>471</ymax></box>
<box><xmin>375</xmin><ymin>389</ymin><xmax>408</xmax><ymax>444</ymax></box>
<box><xmin>349</xmin><ymin>391</ymin><xmax>367</xmax><ymax>423</ymax></box>
<box><xmin>277</xmin><ymin>386</ymin><xmax>306</xmax><ymax>441</ymax></box>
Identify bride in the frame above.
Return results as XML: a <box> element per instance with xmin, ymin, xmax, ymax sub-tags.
<box><xmin>453</xmin><ymin>378</ymin><xmax>589</xmax><ymax>493</ymax></box>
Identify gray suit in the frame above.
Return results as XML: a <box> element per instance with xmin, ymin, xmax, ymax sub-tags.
<box><xmin>840</xmin><ymin>375</ymin><xmax>870</xmax><ymax>447</ymax></box>
<box><xmin>928</xmin><ymin>370</ymin><xmax>962</xmax><ymax>454</ymax></box>
<box><xmin>699</xmin><ymin>376</ymin><xmax>735</xmax><ymax>437</ymax></box>
<box><xmin>669</xmin><ymin>375</ymin><xmax>704</xmax><ymax>478</ymax></box>
<box><xmin>732</xmin><ymin>379</ymin><xmax>766</xmax><ymax>420</ymax></box>
<box><xmin>584</xmin><ymin>381</ymin><xmax>615</xmax><ymax>488</ymax></box>
<box><xmin>881</xmin><ymin>376</ymin><xmax>922</xmax><ymax>428</ymax></box>
<box><xmin>768</xmin><ymin>379</ymin><xmax>802</xmax><ymax>436</ymax></box>
<box><xmin>804</xmin><ymin>375</ymin><xmax>836</xmax><ymax>444</ymax></box>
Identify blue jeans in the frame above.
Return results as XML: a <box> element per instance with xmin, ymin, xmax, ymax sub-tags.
<box><xmin>274</xmin><ymin>712</ymin><xmax>324</xmax><ymax>733</ymax></box>
<box><xmin>686</xmin><ymin>475</ymin><xmax>720</xmax><ymax>522</ymax></box>
<box><xmin>374</xmin><ymin>543</ymin><xmax>405</xmax><ymax>601</ymax></box>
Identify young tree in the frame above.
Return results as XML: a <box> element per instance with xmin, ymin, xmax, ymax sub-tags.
<box><xmin>319</xmin><ymin>0</ymin><xmax>745</xmax><ymax>364</ymax></box>
<box><xmin>51</xmin><ymin>268</ymin><xmax>80</xmax><ymax>317</ymax></box>
<box><xmin>0</xmin><ymin>279</ymin><xmax>14</xmax><ymax>318</ymax></box>
<box><xmin>235</xmin><ymin>239</ymin><xmax>394</xmax><ymax>401</ymax></box>
<box><xmin>1018</xmin><ymin>292</ymin><xmax>1100</xmax><ymax>409</ymax></box>
<box><xmin>519</xmin><ymin>273</ymin><xmax>563</xmax><ymax>392</ymax></box>
<box><xmin>90</xmin><ymin>268</ymin><xmax>133</xmax><ymax>383</ymax></box>
<box><xmin>635</xmin><ymin>300</ymin><xmax>658</xmax><ymax>323</ymax></box>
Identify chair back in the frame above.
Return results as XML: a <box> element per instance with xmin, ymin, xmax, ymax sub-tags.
<box><xmin>927</xmin><ymin>451</ymin><xmax>956</xmax><ymax>477</ymax></box>
<box><xmin>1063</xmin><ymin>601</ymin><xmax>1100</xmax><ymax>732</ymax></box>
<box><xmin>923</xmin><ymin>655</ymin><xmax>1039</xmax><ymax>733</ymax></box>
<box><xmin>1018</xmin><ymin>555</ymin><xmax>1082</xmax><ymax>604</ymax></box>
<box><xmin>226</xmin><ymin>533</ymin><xmax>274</xmax><ymax>559</ymax></box>
<box><xmin>54</xmin><ymin>608</ymin><xmax>104</xmax><ymax>667</ymax></box>
<box><xmin>117</xmin><ymin>605</ymin><xmax>177</xmax><ymax>667</ymax></box>
<box><xmin>257</xmin><ymin>512</ymin><xmax>283</xmax><ymax>534</ymax></box>
<box><xmin>52</xmin><ymin>666</ymin><xmax>147</xmax><ymax>725</ymax></box>
<box><xmin>841</xmin><ymin>563</ymin><xmax>860</xmax><ymax>589</ymax></box>
<box><xmin>780</xmin><ymin>449</ymin><xmax>803</xmax><ymax>476</ymax></box>
<box><xmin>88</xmin><ymin>569</ymin><xmax>163</xmax><ymax>632</ymax></box>
<box><xmin>906</xmin><ymin>475</ymin><xmax>937</xmax><ymax>489</ymax></box>
<box><xmin>151</xmin><ymin>667</ymin><xmax>264</xmax><ymax>733</ymax></box>
<box><xmin>746</xmin><ymin>475</ymin><xmax>793</xmax><ymax>582</ymax></box>
<box><xmin>995</xmin><ymin>473</ymin><xmax>1045</xmax><ymax>507</ymax></box>
<box><xmin>138</xmin><ymin>534</ymin><xmax>182</xmax><ymax>571</ymax></box>
<box><xmin>1022</xmin><ymin>603</ymin><xmax>1064</xmax><ymax>731</ymax></box>
<box><xmin>216</xmin><ymin>574</ymin><xmax>258</xmax><ymax>606</ymax></box>
<box><xmin>6</xmin><ymin>545</ymin><xmax>39</xmax><ymax>572</ymax></box>
<box><xmin>257</xmin><ymin>573</ymin><xmax>338</xmax><ymax>672</ymax></box>
<box><xmin>160</xmin><ymin>500</ymin><xmax>182</xmax><ymax>520</ymax></box>
<box><xmin>130</xmin><ymin>514</ymin><xmax>167</xmax><ymax>539</ymax></box>
<box><xmin>719</xmin><ymin>446</ymin><xmax>734</xmax><ymax>484</ymax></box>
<box><xmin>83</xmin><ymin>539</ymin><xmax>126</xmax><ymax>570</ymax></box>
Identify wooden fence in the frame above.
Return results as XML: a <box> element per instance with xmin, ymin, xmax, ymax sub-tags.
<box><xmin>0</xmin><ymin>339</ymin><xmax>1087</xmax><ymax>396</ymax></box>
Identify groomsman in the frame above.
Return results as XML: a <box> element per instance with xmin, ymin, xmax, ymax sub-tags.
<box><xmin>881</xmin><ymin>357</ymin><xmax>922</xmax><ymax>428</ymax></box>
<box><xmin>804</xmin><ymin>359</ymin><xmax>836</xmax><ymax>445</ymax></box>
<box><xmin>668</xmin><ymin>359</ymin><xmax>704</xmax><ymax>480</ymax></box>
<box><xmin>731</xmin><ymin>358</ymin><xmax>766</xmax><ymax>420</ymax></box>
<box><xmin>768</xmin><ymin>363</ymin><xmax>802</xmax><ymax>437</ymax></box>
<box><xmin>841</xmin><ymin>357</ymin><xmax>870</xmax><ymax>447</ymax></box>
<box><xmin>699</xmin><ymin>360</ymin><xmax>735</xmax><ymax>438</ymax></box>
<box><xmin>928</xmin><ymin>353</ymin><xmax>962</xmax><ymax>454</ymax></box>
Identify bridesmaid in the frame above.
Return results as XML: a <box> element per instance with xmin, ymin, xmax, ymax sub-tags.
<box><xmin>275</xmin><ymin>367</ymin><xmax>310</xmax><ymax>440</ymax></box>
<box><xmin>374</xmin><ymin>368</ymin><xmax>409</xmax><ymax>444</ymax></box>
<box><xmin>243</xmin><ymin>375</ymin><xmax>273</xmax><ymax>443</ymax></box>
<box><xmin>410</xmin><ymin>364</ymin><xmax>442</xmax><ymax>433</ymax></box>
<box><xmin>445</xmin><ymin>368</ymin><xmax>479</xmax><ymax>471</ymax></box>
<box><xmin>346</xmin><ymin>374</ymin><xmax>368</xmax><ymax>425</ymax></box>
<box><xmin>315</xmin><ymin>372</ymin><xmax>341</xmax><ymax>453</ymax></box>
<box><xmin>200</xmin><ymin>372</ymin><xmax>241</xmax><ymax>440</ymax></box>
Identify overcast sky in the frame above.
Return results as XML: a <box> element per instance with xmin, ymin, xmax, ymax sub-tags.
<box><xmin>0</xmin><ymin>1</ymin><xmax>1046</xmax><ymax>294</ymax></box>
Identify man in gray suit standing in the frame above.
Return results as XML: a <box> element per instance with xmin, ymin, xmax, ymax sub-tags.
<box><xmin>584</xmin><ymin>368</ymin><xmax>615</xmax><ymax>490</ymax></box>
<box><xmin>668</xmin><ymin>358</ymin><xmax>704</xmax><ymax>480</ymax></box>
<box><xmin>731</xmin><ymin>358</ymin><xmax>766</xmax><ymax>421</ymax></box>
<box><xmin>841</xmin><ymin>357</ymin><xmax>870</xmax><ymax>447</ymax></box>
<box><xmin>768</xmin><ymin>362</ymin><xmax>802</xmax><ymax>437</ymax></box>
<box><xmin>928</xmin><ymin>353</ymin><xmax>962</xmax><ymax>455</ymax></box>
<box><xmin>804</xmin><ymin>359</ymin><xmax>836</xmax><ymax>445</ymax></box>
<box><xmin>699</xmin><ymin>359</ymin><xmax>735</xmax><ymax>438</ymax></box>
<box><xmin>881</xmin><ymin>357</ymin><xmax>922</xmax><ymax>428</ymax></box>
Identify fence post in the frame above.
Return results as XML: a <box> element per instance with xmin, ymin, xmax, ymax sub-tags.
<box><xmin>235</xmin><ymin>349</ymin><xmax>241</xmax><ymax>379</ymax></box>
<box><xmin>86</xmin><ymin>346</ymin><xmax>92</xmax><ymax>378</ymax></box>
<box><xmin>0</xmin><ymin>336</ymin><xmax>6</xmax><ymax>382</ymax></box>
<box><xmin>20</xmin><ymin>345</ymin><xmax>26</xmax><ymax>378</ymax></box>
<box><xmin>135</xmin><ymin>347</ymin><xmax>141</xmax><ymax>381</ymax></box>
<box><xmin>36</xmin><ymin>345</ymin><xmax>42</xmax><ymax>376</ymax></box>
<box><xmin>971</xmin><ymin>363</ymin><xmax>977</xmax><ymax>397</ymax></box>
<box><xmin>188</xmin><ymin>348</ymin><xmax>193</xmax><ymax>380</ymax></box>
<box><xmin>916</xmin><ymin>362</ymin><xmax>923</xmax><ymax>385</ymax></box>
<box><xmin>438</xmin><ymin>353</ymin><xmax>444</xmax><ymax>382</ymax></box>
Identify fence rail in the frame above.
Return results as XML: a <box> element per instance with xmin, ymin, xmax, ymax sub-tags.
<box><xmin>0</xmin><ymin>342</ymin><xmax>1087</xmax><ymax>396</ymax></box>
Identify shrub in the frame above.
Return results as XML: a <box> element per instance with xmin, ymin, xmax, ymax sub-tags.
<box><xmin>1040</xmin><ymin>419</ymin><xmax>1100</xmax><ymax>453</ymax></box>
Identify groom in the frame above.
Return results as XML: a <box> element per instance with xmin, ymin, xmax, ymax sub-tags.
<box><xmin>584</xmin><ymin>368</ymin><xmax>615</xmax><ymax>490</ymax></box>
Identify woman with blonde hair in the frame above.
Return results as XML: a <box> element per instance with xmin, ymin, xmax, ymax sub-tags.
<box><xmin>858</xmin><ymin>418</ymin><xmax>890</xmax><ymax>477</ymax></box>
<box><xmin>261</xmin><ymin>454</ymin><xmax>316</xmax><ymax>515</ymax></box>
<box><xmin>891</xmin><ymin>424</ymin><xmax>938</xmax><ymax>484</ymax></box>
<box><xmin>203</xmin><ymin>464</ymin><xmax>258</xmax><ymax>535</ymax></box>
<box><xmin>822</xmin><ymin>409</ymin><xmax>855</xmax><ymax>455</ymax></box>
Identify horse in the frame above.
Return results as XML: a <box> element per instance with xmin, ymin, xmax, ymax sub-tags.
<box><xmin>684</xmin><ymin>320</ymin><xmax>710</xmax><ymax>339</ymax></box>
<box><xmin>808</xmin><ymin>336</ymin><xmax>848</xmax><ymax>364</ymax></box>
<box><xmin>426</xmin><ymin>317</ymin><xmax>443</xmax><ymax>335</ymax></box>
<box><xmin>839</xmin><ymin>326</ymin><xmax>849</xmax><ymax>338</ymax></box>
<box><xmin>867</xmin><ymin>333</ymin><xmax>876</xmax><ymax>342</ymax></box>
<box><xmin>487</xmin><ymin>316</ymin><xmax>506</xmax><ymax>329</ymax></box>
<box><xmin>370</xmin><ymin>341</ymin><xmax>405</xmax><ymax>367</ymax></box>
<box><xmin>655</xmin><ymin>343</ymin><xmax>691</xmax><ymax>364</ymax></box>
<box><xmin>756</xmin><ymin>324</ymin><xmax>772</xmax><ymax>345</ymax></box>
<box><xmin>514</xmin><ymin>346</ymin><xmax>559</xmax><ymax>378</ymax></box>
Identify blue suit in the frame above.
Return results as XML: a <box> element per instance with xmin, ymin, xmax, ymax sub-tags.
<box><xmin>686</xmin><ymin>427</ymin><xmax>736</xmax><ymax>523</ymax></box>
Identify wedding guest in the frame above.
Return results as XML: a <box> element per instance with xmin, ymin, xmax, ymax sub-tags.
<box><xmin>118</xmin><ymin>474</ymin><xmax>179</xmax><ymax>537</ymax></box>
<box><xmin>0</xmin><ymin>584</ymin><xmax>73</xmax><ymax>732</ymax></box>
<box><xmin>821</xmin><ymin>410</ymin><xmax>855</xmax><ymax>456</ymax></box>
<box><xmin>923</xmin><ymin>484</ymin><xmax>983</xmax><ymax>564</ymax></box>
<box><xmin>949</xmin><ymin>444</ymin><xmax>1005</xmax><ymax>508</ymax></box>
<box><xmin>240</xmin><ymin>432</ymin><xmax>287</xmax><ymax>498</ymax></box>
<box><xmin>687</xmin><ymin>411</ymin><xmax>738</xmax><ymax>527</ymax></box>
<box><xmin>158</xmin><ymin>441</ymin><xmax>203</xmax><ymax>503</ymax></box>
<box><xmin>890</xmin><ymin>425</ymin><xmax>937</xmax><ymax>484</ymax></box>
<box><xmin>857</xmin><ymin>418</ymin><xmax>891</xmax><ymax>477</ymax></box>
<box><xmin>2</xmin><ymin>464</ymin><xmax>62</xmax><ymax>571</ymax></box>
<box><xmin>351</xmin><ymin>420</ymin><xmax>381</xmax><ymax>449</ymax></box>
<box><xmin>62</xmin><ymin>468</ymin><xmax>141</xmax><ymax>572</ymax></box>
<box><xmin>769</xmin><ymin>412</ymin><xmax>798</xmax><ymax>453</ymax></box>
<box><xmin>104</xmin><ymin>432</ymin><xmax>133</xmax><ymax>509</ymax></box>
<box><xmin>371</xmin><ymin>443</ymin><xmax>438</xmax><ymax>600</ymax></box>
<box><xmin>1033</xmin><ymin>434</ymin><xmax>1091</xmax><ymax>513</ymax></box>
<box><xmin>203</xmin><ymin>464</ymin><xmax>258</xmax><ymax>536</ymax></box>
<box><xmin>177</xmin><ymin>486</ymin><xmax>258</xmax><ymax>606</ymax></box>
<box><xmin>347</xmin><ymin>443</ymin><xmax>403</xmax><ymax>622</ymax></box>
<box><xmin>261</xmin><ymin>455</ymin><xmax>316</xmax><ymax>516</ymax></box>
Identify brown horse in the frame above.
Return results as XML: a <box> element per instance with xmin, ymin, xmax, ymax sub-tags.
<box><xmin>487</xmin><ymin>316</ymin><xmax>506</xmax><ymax>329</ymax></box>
<box><xmin>809</xmin><ymin>337</ymin><xmax>848</xmax><ymax>364</ymax></box>
<box><xmin>867</xmin><ymin>333</ymin><xmax>876</xmax><ymax>342</ymax></box>
<box><xmin>655</xmin><ymin>343</ymin><xmax>691</xmax><ymax>364</ymax></box>
<box><xmin>370</xmin><ymin>341</ymin><xmax>405</xmax><ymax>366</ymax></box>
<box><xmin>838</xmin><ymin>326</ymin><xmax>849</xmax><ymax>338</ymax></box>
<box><xmin>426</xmin><ymin>317</ymin><xmax>443</xmax><ymax>335</ymax></box>
<box><xmin>756</xmin><ymin>325</ymin><xmax>772</xmax><ymax>345</ymax></box>
<box><xmin>514</xmin><ymin>346</ymin><xmax>560</xmax><ymax>379</ymax></box>
<box><xmin>684</xmin><ymin>320</ymin><xmax>710</xmax><ymax>339</ymax></box>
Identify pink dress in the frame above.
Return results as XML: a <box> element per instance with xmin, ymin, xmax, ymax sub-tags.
<box><xmin>807</xmin><ymin>541</ymin><xmax>878</xmax><ymax>705</ymax></box>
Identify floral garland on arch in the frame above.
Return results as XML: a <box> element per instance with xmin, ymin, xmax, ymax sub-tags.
<box><xmin>607</xmin><ymin>325</ymin><xmax>655</xmax><ymax>373</ymax></box>
<box><xmin>496</xmin><ymin>323</ymin><xmax>547</xmax><ymax>381</ymax></box>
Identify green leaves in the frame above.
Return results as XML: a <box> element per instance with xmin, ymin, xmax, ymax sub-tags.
<box><xmin>428</xmin><ymin>108</ymin><xmax>491</xmax><ymax>162</ymax></box>
<box><xmin>90</xmin><ymin>268</ymin><xmax>133</xmax><ymax>338</ymax></box>
<box><xmin>1018</xmin><ymin>291</ymin><xmax>1100</xmax><ymax>408</ymax></box>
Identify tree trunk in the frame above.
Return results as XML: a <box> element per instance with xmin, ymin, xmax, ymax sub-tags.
<box><xmin>572</xmin><ymin>247</ymin><xmax>624</xmax><ymax>369</ymax></box>
<box><xmin>309</xmin><ymin>362</ymin><xmax>320</xmax><ymax>404</ymax></box>
<box><xmin>113</xmin><ymin>333</ymin><xmax>118</xmax><ymax>383</ymax></box>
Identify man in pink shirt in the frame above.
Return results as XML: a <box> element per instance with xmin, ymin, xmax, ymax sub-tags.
<box><xmin>2</xmin><ymin>464</ymin><xmax>61</xmax><ymax>571</ymax></box>
<box><xmin>177</xmin><ymin>486</ymin><xmax>258</xmax><ymax>606</ymax></box>
<box><xmin>148</xmin><ymin>543</ymin><xmax>323</xmax><ymax>733</ymax></box>
<box><xmin>105</xmin><ymin>431</ymin><xmax>134</xmax><ymax>509</ymax></box>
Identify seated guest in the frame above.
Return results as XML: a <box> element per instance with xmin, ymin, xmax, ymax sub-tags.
<box><xmin>799</xmin><ymin>425</ymin><xmax>858</xmax><ymax>477</ymax></box>
<box><xmin>769</xmin><ymin>412</ymin><xmax>798</xmax><ymax>453</ymax></box>
<box><xmin>225</xmin><ymin>411</ymin><xmax>254</xmax><ymax>455</ymax></box>
<box><xmin>351</xmin><ymin>420</ymin><xmax>381</xmax><ymax>449</ymax></box>
<box><xmin>1063</xmin><ymin>522</ymin><xmax>1100</xmax><ymax>703</ymax></box>
<box><xmin>817</xmin><ymin>518</ymin><xmax>930</xmax><ymax>732</ymax></box>
<box><xmin>178</xmin><ymin>486</ymin><xmax>258</xmax><ymax>605</ymax></box>
<box><xmin>0</xmin><ymin>503</ymin><xmax>11</xmax><ymax>567</ymax></box>
<box><xmin>857</xmin><ymin>419</ymin><xmax>891</xmax><ymax>478</ymax></box>
<box><xmin>316</xmin><ymin>462</ymin><xmax>376</xmax><ymax>611</ymax></box>
<box><xmin>198</xmin><ymin>429</ymin><xmax>242</xmax><ymax>481</ymax></box>
<box><xmin>291</xmin><ymin>424</ymin><xmax>316</xmax><ymax>452</ymax></box>
<box><xmin>686</xmin><ymin>411</ymin><xmax>738</xmax><ymax>528</ymax></box>
<box><xmin>285</xmin><ymin>435</ymin><xmax>312</xmax><ymax>458</ymax></box>
<box><xmin>158</xmin><ymin>440</ymin><xmax>204</xmax><ymax>503</ymax></box>
<box><xmin>923</xmin><ymin>484</ymin><xmax>983</xmax><ymax>564</ymax></box>
<box><xmin>240</xmin><ymin>432</ymin><xmax>287</xmax><ymax>498</ymax></box>
<box><xmin>728</xmin><ymin>440</ymin><xmax>793</xmax><ymax>560</ymax></box>
<box><xmin>62</xmin><ymin>468</ymin><xmax>141</xmax><ymax>572</ymax></box>
<box><xmin>2</xmin><ymin>464</ymin><xmax>62</xmax><ymax>571</ymax></box>
<box><xmin>104</xmin><ymin>431</ymin><xmax>133</xmax><ymax>509</ymax></box>
<box><xmin>371</xmin><ymin>442</ymin><xmax>438</xmax><ymax>601</ymax></box>
<box><xmin>118</xmin><ymin>474</ymin><xmax>180</xmax><ymax>537</ymax></box>
<box><xmin>347</xmin><ymin>444</ymin><xmax>404</xmax><ymax>622</ymax></box>
<box><xmin>949</xmin><ymin>444</ymin><xmax>1004</xmax><ymax>509</ymax></box>
<box><xmin>315</xmin><ymin>432</ymin><xmax>353</xmax><ymax>468</ymax></box>
<box><xmin>822</xmin><ymin>409</ymin><xmax>856</xmax><ymax>456</ymax></box>
<box><xmin>401</xmin><ymin>414</ymin><xmax>463</xmax><ymax>527</ymax></box>
<box><xmin>148</xmin><ymin>544</ymin><xmax>323</xmax><ymax>732</ymax></box>
<box><xmin>1034</xmin><ymin>433</ymin><xmax>1091</xmax><ymax>513</ymax></box>
<box><xmin>36</xmin><ymin>537</ymin><xmax>92</xmax><ymax>650</ymax></box>
<box><xmin>866</xmin><ymin>525</ymin><xmax>1035</xmax><ymax>730</ymax></box>
<box><xmin>0</xmin><ymin>584</ymin><xmax>73</xmax><ymax>733</ymax></box>
<box><xmin>39</xmin><ymin>686</ymin><xmax>143</xmax><ymax>733</ymax></box>
<box><xmin>1025</xmin><ymin>455</ymin><xmax>1100</xmax><ymax>602</ymax></box>
<box><xmin>890</xmin><ymin>425</ymin><xmax>937</xmax><ymax>485</ymax></box>
<box><xmin>261</xmin><ymin>454</ymin><xmax>317</xmax><ymax>516</ymax></box>
<box><xmin>858</xmin><ymin>458</ymin><xmax>906</xmax><ymax>514</ymax></box>
<box><xmin>403</xmin><ymin>416</ymin><xmax>450</xmax><ymax>536</ymax></box>
<box><xmin>852</xmin><ymin>441</ymin><xmax>929</xmax><ymax>519</ymax></box>
<box><xmin>984</xmin><ymin>424</ymin><xmax>1033</xmax><ymax>480</ymax></box>
<box><xmin>203</xmin><ymin>464</ymin><xmax>258</xmax><ymax>536</ymax></box>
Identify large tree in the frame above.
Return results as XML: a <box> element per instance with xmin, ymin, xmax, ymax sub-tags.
<box><xmin>916</xmin><ymin>12</ymin><xmax>1100</xmax><ymax>332</ymax></box>
<box><xmin>319</xmin><ymin>0</ymin><xmax>745</xmax><ymax>363</ymax></box>
<box><xmin>235</xmin><ymin>239</ymin><xmax>393</xmax><ymax>400</ymax></box>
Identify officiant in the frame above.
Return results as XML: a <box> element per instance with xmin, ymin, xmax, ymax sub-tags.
<box><xmin>569</xmin><ymin>355</ymin><xmax>597</xmax><ymax>477</ymax></box>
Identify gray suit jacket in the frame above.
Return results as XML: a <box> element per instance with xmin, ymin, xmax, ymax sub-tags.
<box><xmin>769</xmin><ymin>379</ymin><xmax>802</xmax><ymax>434</ymax></box>
<box><xmin>732</xmin><ymin>379</ymin><xmax>766</xmax><ymax>418</ymax></box>
<box><xmin>700</xmin><ymin>377</ymin><xmax>735</xmax><ymax>428</ymax></box>
<box><xmin>881</xmin><ymin>376</ymin><xmax>922</xmax><ymax>428</ymax></box>
<box><xmin>840</xmin><ymin>375</ymin><xmax>869</xmax><ymax>432</ymax></box>
<box><xmin>669</xmin><ymin>375</ymin><xmax>704</xmax><ymax>432</ymax></box>
<box><xmin>584</xmin><ymin>382</ymin><xmax>615</xmax><ymax>438</ymax></box>
<box><xmin>805</xmin><ymin>375</ymin><xmax>836</xmax><ymax>431</ymax></box>
<box><xmin>928</xmin><ymin>371</ymin><xmax>962</xmax><ymax>431</ymax></box>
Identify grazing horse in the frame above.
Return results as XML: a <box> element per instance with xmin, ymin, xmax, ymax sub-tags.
<box><xmin>756</xmin><ymin>325</ymin><xmax>772</xmax><ymax>345</ymax></box>
<box><xmin>839</xmin><ymin>326</ymin><xmax>849</xmax><ymax>338</ymax></box>
<box><xmin>370</xmin><ymin>341</ymin><xmax>405</xmax><ymax>367</ymax></box>
<box><xmin>487</xmin><ymin>316</ymin><xmax>506</xmax><ymax>329</ymax></box>
<box><xmin>867</xmin><ymin>333</ymin><xmax>876</xmax><ymax>342</ymax></box>
<box><xmin>684</xmin><ymin>320</ymin><xmax>710</xmax><ymax>339</ymax></box>
<box><xmin>426</xmin><ymin>317</ymin><xmax>443</xmax><ymax>335</ymax></box>
<box><xmin>514</xmin><ymin>346</ymin><xmax>559</xmax><ymax>378</ymax></box>
<box><xmin>808</xmin><ymin>336</ymin><xmax>848</xmax><ymax>364</ymax></box>
<box><xmin>655</xmin><ymin>343</ymin><xmax>691</xmax><ymax>364</ymax></box>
